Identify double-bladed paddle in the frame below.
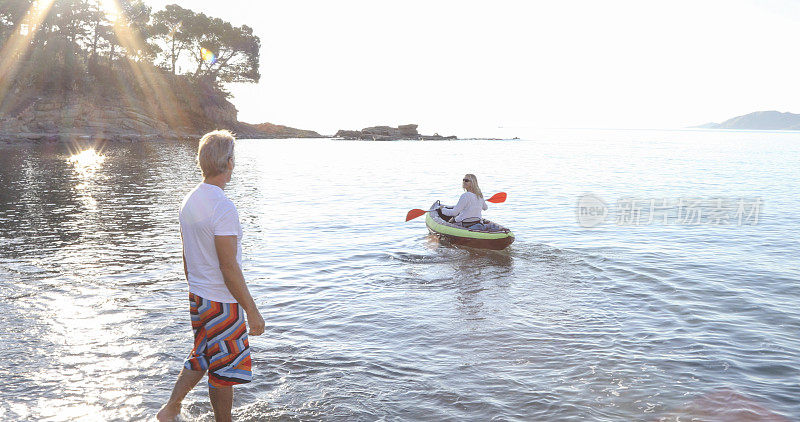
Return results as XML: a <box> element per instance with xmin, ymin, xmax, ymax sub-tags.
<box><xmin>404</xmin><ymin>192</ymin><xmax>507</xmax><ymax>221</ymax></box>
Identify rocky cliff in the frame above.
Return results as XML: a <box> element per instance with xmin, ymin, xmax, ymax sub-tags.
<box><xmin>1</xmin><ymin>96</ymin><xmax>186</xmax><ymax>142</ymax></box>
<box><xmin>244</xmin><ymin>122</ymin><xmax>322</xmax><ymax>138</ymax></box>
<box><xmin>0</xmin><ymin>74</ymin><xmax>320</xmax><ymax>142</ymax></box>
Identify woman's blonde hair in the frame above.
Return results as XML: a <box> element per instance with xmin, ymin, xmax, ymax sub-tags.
<box><xmin>197</xmin><ymin>130</ymin><xmax>235</xmax><ymax>177</ymax></box>
<box><xmin>463</xmin><ymin>173</ymin><xmax>483</xmax><ymax>198</ymax></box>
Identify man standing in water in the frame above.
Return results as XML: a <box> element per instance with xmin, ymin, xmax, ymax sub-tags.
<box><xmin>158</xmin><ymin>130</ymin><xmax>265</xmax><ymax>422</ymax></box>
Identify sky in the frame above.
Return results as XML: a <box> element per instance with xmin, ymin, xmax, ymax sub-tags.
<box><xmin>144</xmin><ymin>0</ymin><xmax>800</xmax><ymax>136</ymax></box>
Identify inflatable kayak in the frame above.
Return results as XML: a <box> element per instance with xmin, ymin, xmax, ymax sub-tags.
<box><xmin>425</xmin><ymin>201</ymin><xmax>514</xmax><ymax>250</ymax></box>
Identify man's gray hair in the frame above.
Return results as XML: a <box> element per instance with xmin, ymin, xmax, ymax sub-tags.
<box><xmin>197</xmin><ymin>130</ymin><xmax>235</xmax><ymax>177</ymax></box>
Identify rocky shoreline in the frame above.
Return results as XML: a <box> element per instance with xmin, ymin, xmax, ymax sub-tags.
<box><xmin>0</xmin><ymin>93</ymin><xmax>322</xmax><ymax>144</ymax></box>
<box><xmin>0</xmin><ymin>96</ymin><xmax>467</xmax><ymax>144</ymax></box>
<box><xmin>334</xmin><ymin>124</ymin><xmax>456</xmax><ymax>141</ymax></box>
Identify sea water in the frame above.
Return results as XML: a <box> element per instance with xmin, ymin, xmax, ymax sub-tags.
<box><xmin>0</xmin><ymin>129</ymin><xmax>798</xmax><ymax>420</ymax></box>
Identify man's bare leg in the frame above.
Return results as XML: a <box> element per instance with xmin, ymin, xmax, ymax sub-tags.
<box><xmin>156</xmin><ymin>368</ymin><xmax>207</xmax><ymax>421</ymax></box>
<box><xmin>209</xmin><ymin>385</ymin><xmax>233</xmax><ymax>422</ymax></box>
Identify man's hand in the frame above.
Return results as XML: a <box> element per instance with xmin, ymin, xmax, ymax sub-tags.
<box><xmin>215</xmin><ymin>235</ymin><xmax>265</xmax><ymax>336</ymax></box>
<box><xmin>247</xmin><ymin>311</ymin><xmax>265</xmax><ymax>336</ymax></box>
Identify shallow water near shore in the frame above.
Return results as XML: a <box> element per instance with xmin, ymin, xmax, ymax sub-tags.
<box><xmin>0</xmin><ymin>129</ymin><xmax>798</xmax><ymax>421</ymax></box>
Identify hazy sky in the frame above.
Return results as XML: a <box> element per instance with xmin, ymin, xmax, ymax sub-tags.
<box><xmin>144</xmin><ymin>0</ymin><xmax>800</xmax><ymax>135</ymax></box>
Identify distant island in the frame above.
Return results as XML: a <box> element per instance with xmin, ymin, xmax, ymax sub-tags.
<box><xmin>335</xmin><ymin>124</ymin><xmax>456</xmax><ymax>141</ymax></box>
<box><xmin>691</xmin><ymin>111</ymin><xmax>800</xmax><ymax>130</ymax></box>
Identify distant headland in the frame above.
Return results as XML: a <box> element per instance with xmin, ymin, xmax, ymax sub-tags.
<box><xmin>0</xmin><ymin>2</ymin><xmax>324</xmax><ymax>143</ymax></box>
<box><xmin>0</xmin><ymin>2</ymin><xmax>463</xmax><ymax>144</ymax></box>
<box><xmin>0</xmin><ymin>3</ymin><xmax>470</xmax><ymax>143</ymax></box>
<box><xmin>691</xmin><ymin>111</ymin><xmax>800</xmax><ymax>130</ymax></box>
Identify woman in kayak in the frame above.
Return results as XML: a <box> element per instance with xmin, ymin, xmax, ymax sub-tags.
<box><xmin>440</xmin><ymin>173</ymin><xmax>487</xmax><ymax>227</ymax></box>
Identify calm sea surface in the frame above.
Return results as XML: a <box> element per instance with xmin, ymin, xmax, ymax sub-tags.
<box><xmin>0</xmin><ymin>129</ymin><xmax>798</xmax><ymax>421</ymax></box>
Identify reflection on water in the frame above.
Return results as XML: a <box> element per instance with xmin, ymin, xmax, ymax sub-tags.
<box><xmin>0</xmin><ymin>133</ymin><xmax>799</xmax><ymax>420</ymax></box>
<box><xmin>68</xmin><ymin>147</ymin><xmax>106</xmax><ymax>177</ymax></box>
<box><xmin>0</xmin><ymin>141</ymin><xmax>198</xmax><ymax>420</ymax></box>
<box><xmin>69</xmin><ymin>147</ymin><xmax>106</xmax><ymax>211</ymax></box>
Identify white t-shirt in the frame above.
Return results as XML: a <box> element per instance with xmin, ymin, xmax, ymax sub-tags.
<box><xmin>441</xmin><ymin>191</ymin><xmax>488</xmax><ymax>222</ymax></box>
<box><xmin>179</xmin><ymin>182</ymin><xmax>242</xmax><ymax>303</ymax></box>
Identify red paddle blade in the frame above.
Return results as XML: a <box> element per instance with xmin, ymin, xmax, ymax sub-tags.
<box><xmin>405</xmin><ymin>209</ymin><xmax>428</xmax><ymax>221</ymax></box>
<box><xmin>487</xmin><ymin>192</ymin><xmax>507</xmax><ymax>203</ymax></box>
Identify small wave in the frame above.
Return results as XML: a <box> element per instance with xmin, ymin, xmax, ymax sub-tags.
<box><xmin>385</xmin><ymin>251</ymin><xmax>460</xmax><ymax>264</ymax></box>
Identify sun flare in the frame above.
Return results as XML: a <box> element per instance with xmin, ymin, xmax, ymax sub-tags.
<box><xmin>0</xmin><ymin>0</ymin><xmax>56</xmax><ymax>104</ymax></box>
<box><xmin>100</xmin><ymin>0</ymin><xmax>121</xmax><ymax>23</ymax></box>
<box><xmin>68</xmin><ymin>148</ymin><xmax>106</xmax><ymax>177</ymax></box>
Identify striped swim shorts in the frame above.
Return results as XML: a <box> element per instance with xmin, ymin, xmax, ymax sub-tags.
<box><xmin>183</xmin><ymin>292</ymin><xmax>252</xmax><ymax>387</ymax></box>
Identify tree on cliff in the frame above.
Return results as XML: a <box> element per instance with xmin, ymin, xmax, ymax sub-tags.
<box><xmin>47</xmin><ymin>0</ymin><xmax>95</xmax><ymax>46</ymax></box>
<box><xmin>114</xmin><ymin>0</ymin><xmax>155</xmax><ymax>62</ymax></box>
<box><xmin>0</xmin><ymin>1</ymin><xmax>33</xmax><ymax>39</ymax></box>
<box><xmin>149</xmin><ymin>4</ymin><xmax>193</xmax><ymax>74</ymax></box>
<box><xmin>1</xmin><ymin>0</ymin><xmax>260</xmax><ymax>115</ymax></box>
<box><xmin>1</xmin><ymin>0</ymin><xmax>258</xmax><ymax>79</ymax></box>
<box><xmin>149</xmin><ymin>5</ymin><xmax>260</xmax><ymax>84</ymax></box>
<box><xmin>189</xmin><ymin>17</ymin><xmax>260</xmax><ymax>84</ymax></box>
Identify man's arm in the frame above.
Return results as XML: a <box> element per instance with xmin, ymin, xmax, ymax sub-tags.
<box><xmin>214</xmin><ymin>235</ymin><xmax>265</xmax><ymax>336</ymax></box>
<box><xmin>180</xmin><ymin>230</ymin><xmax>188</xmax><ymax>281</ymax></box>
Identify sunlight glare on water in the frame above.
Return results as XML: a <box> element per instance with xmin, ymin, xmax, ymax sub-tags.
<box><xmin>67</xmin><ymin>147</ymin><xmax>106</xmax><ymax>211</ymax></box>
<box><xmin>68</xmin><ymin>147</ymin><xmax>106</xmax><ymax>178</ymax></box>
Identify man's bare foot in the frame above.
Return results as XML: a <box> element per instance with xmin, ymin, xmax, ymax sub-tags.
<box><xmin>156</xmin><ymin>401</ymin><xmax>181</xmax><ymax>421</ymax></box>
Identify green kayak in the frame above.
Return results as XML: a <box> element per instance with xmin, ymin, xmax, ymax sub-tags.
<box><xmin>425</xmin><ymin>201</ymin><xmax>515</xmax><ymax>250</ymax></box>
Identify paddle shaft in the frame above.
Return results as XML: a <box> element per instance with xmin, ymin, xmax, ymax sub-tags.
<box><xmin>405</xmin><ymin>192</ymin><xmax>506</xmax><ymax>221</ymax></box>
